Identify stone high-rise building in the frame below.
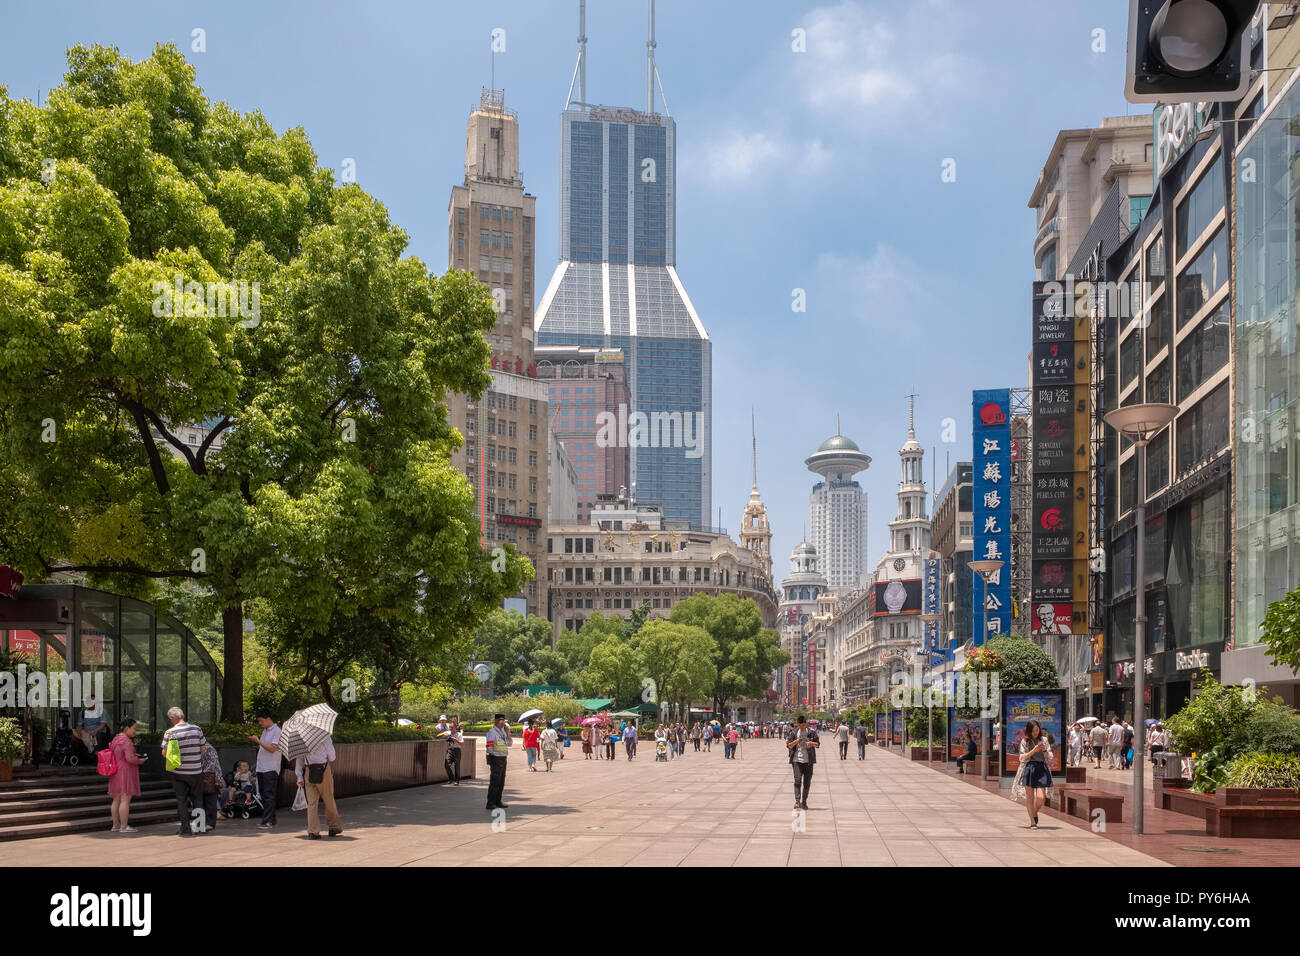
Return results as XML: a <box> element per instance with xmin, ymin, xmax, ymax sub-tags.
<box><xmin>446</xmin><ymin>89</ymin><xmax>550</xmax><ymax>618</ymax></box>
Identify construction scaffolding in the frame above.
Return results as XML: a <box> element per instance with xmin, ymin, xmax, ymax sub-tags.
<box><xmin>1009</xmin><ymin>386</ymin><xmax>1034</xmax><ymax>642</ymax></box>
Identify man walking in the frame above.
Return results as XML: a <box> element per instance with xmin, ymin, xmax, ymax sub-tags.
<box><xmin>835</xmin><ymin>721</ymin><xmax>850</xmax><ymax>760</ymax></box>
<box><xmin>622</xmin><ymin>721</ymin><xmax>637</xmax><ymax>761</ymax></box>
<box><xmin>786</xmin><ymin>715</ymin><xmax>819</xmax><ymax>810</ymax></box>
<box><xmin>294</xmin><ymin>731</ymin><xmax>342</xmax><ymax>839</ymax></box>
<box><xmin>1121</xmin><ymin>720</ymin><xmax>1135</xmax><ymax>770</ymax></box>
<box><xmin>161</xmin><ymin>706</ymin><xmax>207</xmax><ymax>837</ymax></box>
<box><xmin>248</xmin><ymin>710</ymin><xmax>282</xmax><ymax>830</ymax></box>
<box><xmin>856</xmin><ymin>721</ymin><xmax>869</xmax><ymax>759</ymax></box>
<box><xmin>1089</xmin><ymin>720</ymin><xmax>1107</xmax><ymax>769</ymax></box>
<box><xmin>1107</xmin><ymin>716</ymin><xmax>1124</xmax><ymax>769</ymax></box>
<box><xmin>485</xmin><ymin>713</ymin><xmax>511</xmax><ymax>809</ymax></box>
<box><xmin>444</xmin><ymin>716</ymin><xmax>464</xmax><ymax>785</ymax></box>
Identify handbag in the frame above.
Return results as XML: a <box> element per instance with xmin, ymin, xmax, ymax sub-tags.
<box><xmin>164</xmin><ymin>737</ymin><xmax>182</xmax><ymax>772</ymax></box>
<box><xmin>202</xmin><ymin>771</ymin><xmax>218</xmax><ymax>794</ymax></box>
<box><xmin>96</xmin><ymin>748</ymin><xmax>119</xmax><ymax>777</ymax></box>
<box><xmin>307</xmin><ymin>762</ymin><xmax>326</xmax><ymax>784</ymax></box>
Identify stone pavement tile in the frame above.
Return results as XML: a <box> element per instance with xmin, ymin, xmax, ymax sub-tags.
<box><xmin>566</xmin><ymin>838</ymin><xmax>657</xmax><ymax>867</ymax></box>
<box><xmin>733</xmin><ymin>838</ymin><xmax>792</xmax><ymax>867</ymax></box>
<box><xmin>625</xmin><ymin>839</ymin><xmax>702</xmax><ymax>867</ymax></box>
<box><xmin>680</xmin><ymin>837</ymin><xmax>748</xmax><ymax>867</ymax></box>
<box><xmin>877</xmin><ymin>839</ymin><xmax>951</xmax><ymax>866</ymax></box>
<box><xmin>787</xmin><ymin>837</ymin><xmax>842</xmax><ymax>867</ymax></box>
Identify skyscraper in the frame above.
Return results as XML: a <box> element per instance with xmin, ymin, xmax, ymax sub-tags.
<box><xmin>534</xmin><ymin>2</ymin><xmax>712</xmax><ymax>529</ymax></box>
<box><xmin>806</xmin><ymin>419</ymin><xmax>870</xmax><ymax>594</ymax></box>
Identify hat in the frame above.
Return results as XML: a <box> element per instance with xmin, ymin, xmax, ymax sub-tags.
<box><xmin>438</xmin><ymin>715</ymin><xmax>448</xmax><ymax>721</ymax></box>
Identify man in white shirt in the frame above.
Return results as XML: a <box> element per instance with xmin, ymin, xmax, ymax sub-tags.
<box><xmin>1107</xmin><ymin>717</ymin><xmax>1125</xmax><ymax>769</ymax></box>
<box><xmin>248</xmin><ymin>710</ymin><xmax>282</xmax><ymax>829</ymax></box>
<box><xmin>294</xmin><ymin>734</ymin><xmax>341</xmax><ymax>838</ymax></box>
<box><xmin>835</xmin><ymin>722</ymin><xmax>850</xmax><ymax>760</ymax></box>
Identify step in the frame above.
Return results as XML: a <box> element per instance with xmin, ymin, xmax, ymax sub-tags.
<box><xmin>0</xmin><ymin>789</ymin><xmax>175</xmax><ymax>813</ymax></box>
<box><xmin>0</xmin><ymin>780</ymin><xmax>171</xmax><ymax>802</ymax></box>
<box><xmin>0</xmin><ymin>796</ymin><xmax>176</xmax><ymax>828</ymax></box>
<box><xmin>0</xmin><ymin>808</ymin><xmax>180</xmax><ymax>843</ymax></box>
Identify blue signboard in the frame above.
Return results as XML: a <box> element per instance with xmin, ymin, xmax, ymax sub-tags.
<box><xmin>972</xmin><ymin>389</ymin><xmax>1012</xmax><ymax>646</ymax></box>
<box><xmin>923</xmin><ymin>555</ymin><xmax>940</xmax><ymax>653</ymax></box>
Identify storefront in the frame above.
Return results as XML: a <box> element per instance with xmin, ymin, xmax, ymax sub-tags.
<box><xmin>0</xmin><ymin>585</ymin><xmax>222</xmax><ymax>745</ymax></box>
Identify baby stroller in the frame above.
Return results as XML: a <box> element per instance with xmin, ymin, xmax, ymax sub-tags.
<box><xmin>655</xmin><ymin>737</ymin><xmax>669</xmax><ymax>762</ymax></box>
<box><xmin>221</xmin><ymin>770</ymin><xmax>264</xmax><ymax>820</ymax></box>
<box><xmin>48</xmin><ymin>726</ymin><xmax>81</xmax><ymax>766</ymax></box>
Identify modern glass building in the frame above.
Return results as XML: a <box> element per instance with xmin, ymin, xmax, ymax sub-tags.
<box><xmin>535</xmin><ymin>106</ymin><xmax>712</xmax><ymax>529</ymax></box>
<box><xmin>0</xmin><ymin>585</ymin><xmax>222</xmax><ymax>740</ymax></box>
<box><xmin>1231</xmin><ymin>69</ymin><xmax>1300</xmax><ymax>707</ymax></box>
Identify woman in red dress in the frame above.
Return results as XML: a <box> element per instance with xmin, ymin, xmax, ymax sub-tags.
<box><xmin>107</xmin><ymin>718</ymin><xmax>147</xmax><ymax>833</ymax></box>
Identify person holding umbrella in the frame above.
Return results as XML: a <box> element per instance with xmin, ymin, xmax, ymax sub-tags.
<box><xmin>443</xmin><ymin>716</ymin><xmax>464</xmax><ymax>786</ymax></box>
<box><xmin>281</xmin><ymin>703</ymin><xmax>342</xmax><ymax>840</ymax></box>
<box><xmin>485</xmin><ymin>714</ymin><xmax>511</xmax><ymax>810</ymax></box>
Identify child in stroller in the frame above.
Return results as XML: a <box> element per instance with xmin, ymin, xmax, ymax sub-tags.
<box><xmin>47</xmin><ymin>711</ymin><xmax>111</xmax><ymax>766</ymax></box>
<box><xmin>655</xmin><ymin>736</ymin><xmax>669</xmax><ymax>762</ymax></box>
<box><xmin>219</xmin><ymin>761</ymin><xmax>263</xmax><ymax>820</ymax></box>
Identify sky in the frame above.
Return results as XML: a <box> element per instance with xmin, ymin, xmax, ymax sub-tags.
<box><xmin>0</xmin><ymin>0</ymin><xmax>1147</xmax><ymax>582</ymax></box>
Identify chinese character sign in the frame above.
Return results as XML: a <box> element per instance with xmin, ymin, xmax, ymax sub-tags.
<box><xmin>972</xmin><ymin>389</ymin><xmax>1011</xmax><ymax>646</ymax></box>
<box><xmin>923</xmin><ymin>556</ymin><xmax>940</xmax><ymax>651</ymax></box>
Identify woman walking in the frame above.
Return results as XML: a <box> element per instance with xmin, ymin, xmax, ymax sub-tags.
<box><xmin>107</xmin><ymin>718</ymin><xmax>147</xmax><ymax>833</ymax></box>
<box><xmin>604</xmin><ymin>724</ymin><xmax>617</xmax><ymax>760</ymax></box>
<box><xmin>581</xmin><ymin>724</ymin><xmax>594</xmax><ymax>760</ymax></box>
<box><xmin>523</xmin><ymin>719</ymin><xmax>540</xmax><ymax>772</ymax></box>
<box><xmin>1014</xmin><ymin>720</ymin><xmax>1054</xmax><ymax>829</ymax></box>
<box><xmin>540</xmin><ymin>723</ymin><xmax>560</xmax><ymax>771</ymax></box>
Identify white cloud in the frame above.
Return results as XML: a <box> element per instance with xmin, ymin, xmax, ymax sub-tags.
<box><xmin>814</xmin><ymin>244</ymin><xmax>949</xmax><ymax>325</ymax></box>
<box><xmin>694</xmin><ymin>130</ymin><xmax>832</xmax><ymax>185</ymax></box>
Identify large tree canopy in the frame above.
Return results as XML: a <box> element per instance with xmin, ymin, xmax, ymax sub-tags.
<box><xmin>0</xmin><ymin>44</ymin><xmax>529</xmax><ymax>719</ymax></box>
<box><xmin>668</xmin><ymin>593</ymin><xmax>786</xmax><ymax>716</ymax></box>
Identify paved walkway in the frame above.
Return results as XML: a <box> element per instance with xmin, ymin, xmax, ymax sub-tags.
<box><xmin>0</xmin><ymin>740</ymin><xmax>1165</xmax><ymax>867</ymax></box>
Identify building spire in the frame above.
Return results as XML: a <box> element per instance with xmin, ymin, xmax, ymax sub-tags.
<box><xmin>836</xmin><ymin>413</ymin><xmax>841</xmax><ymax>437</ymax></box>
<box><xmin>647</xmin><ymin>0</ymin><xmax>657</xmax><ymax>114</ymax></box>
<box><xmin>906</xmin><ymin>391</ymin><xmax>918</xmax><ymax>439</ymax></box>
<box><xmin>751</xmin><ymin>407</ymin><xmax>758</xmax><ymax>489</ymax></box>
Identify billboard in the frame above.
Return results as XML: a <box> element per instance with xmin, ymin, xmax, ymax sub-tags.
<box><xmin>948</xmin><ymin>711</ymin><xmax>984</xmax><ymax>759</ymax></box>
<box><xmin>922</xmin><ymin>556</ymin><xmax>940</xmax><ymax>652</ymax></box>
<box><xmin>1000</xmin><ymin>688</ymin><xmax>1066</xmax><ymax>775</ymax></box>
<box><xmin>872</xmin><ymin>579</ymin><xmax>922</xmax><ymax>615</ymax></box>
<box><xmin>972</xmin><ymin>389</ymin><xmax>1012</xmax><ymax>644</ymax></box>
<box><xmin>876</xmin><ymin>712</ymin><xmax>888</xmax><ymax>742</ymax></box>
<box><xmin>890</xmin><ymin>709</ymin><xmax>903</xmax><ymax>746</ymax></box>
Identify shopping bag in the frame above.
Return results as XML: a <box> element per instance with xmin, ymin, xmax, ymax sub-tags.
<box><xmin>292</xmin><ymin>787</ymin><xmax>307</xmax><ymax>811</ymax></box>
<box><xmin>164</xmin><ymin>737</ymin><xmax>181</xmax><ymax>772</ymax></box>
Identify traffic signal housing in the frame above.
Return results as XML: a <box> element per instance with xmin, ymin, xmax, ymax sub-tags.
<box><xmin>1125</xmin><ymin>0</ymin><xmax>1258</xmax><ymax>103</ymax></box>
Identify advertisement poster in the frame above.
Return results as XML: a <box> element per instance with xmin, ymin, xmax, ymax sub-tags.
<box><xmin>872</xmin><ymin>579</ymin><xmax>921</xmax><ymax>616</ymax></box>
<box><xmin>948</xmin><ymin>710</ymin><xmax>984</xmax><ymax>759</ymax></box>
<box><xmin>890</xmin><ymin>710</ymin><xmax>903</xmax><ymax>746</ymax></box>
<box><xmin>876</xmin><ymin>712</ymin><xmax>887</xmax><ymax>742</ymax></box>
<box><xmin>1001</xmin><ymin>689</ymin><xmax>1066</xmax><ymax>774</ymax></box>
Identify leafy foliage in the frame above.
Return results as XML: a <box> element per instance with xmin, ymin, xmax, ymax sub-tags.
<box><xmin>1224</xmin><ymin>752</ymin><xmax>1300</xmax><ymax>791</ymax></box>
<box><xmin>1164</xmin><ymin>671</ymin><xmax>1256</xmax><ymax>758</ymax></box>
<box><xmin>0</xmin><ymin>717</ymin><xmax>22</xmax><ymax>760</ymax></box>
<box><xmin>633</xmin><ymin>619</ymin><xmax>716</xmax><ymax>717</ymax></box>
<box><xmin>469</xmin><ymin>609</ymin><xmax>568</xmax><ymax>694</ymax></box>
<box><xmin>0</xmin><ymin>44</ymin><xmax>529</xmax><ymax>720</ymax></box>
<box><xmin>1260</xmin><ymin>586</ymin><xmax>1300</xmax><ymax>673</ymax></box>
<box><xmin>668</xmin><ymin>593</ymin><xmax>787</xmax><ymax>715</ymax></box>
<box><xmin>963</xmin><ymin>635</ymin><xmax>1058</xmax><ymax>689</ymax></box>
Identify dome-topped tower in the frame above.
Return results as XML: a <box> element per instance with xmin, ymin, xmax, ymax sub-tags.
<box><xmin>806</xmin><ymin>415</ymin><xmax>870</xmax><ymax>594</ymax></box>
<box><xmin>890</xmin><ymin>394</ymin><xmax>931</xmax><ymax>554</ymax></box>
<box><xmin>739</xmin><ymin>411</ymin><xmax>773</xmax><ymax>582</ymax></box>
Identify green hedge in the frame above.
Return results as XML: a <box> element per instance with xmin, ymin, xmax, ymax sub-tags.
<box><xmin>1224</xmin><ymin>752</ymin><xmax>1300</xmax><ymax>791</ymax></box>
<box><xmin>137</xmin><ymin>720</ymin><xmax>438</xmax><ymax>750</ymax></box>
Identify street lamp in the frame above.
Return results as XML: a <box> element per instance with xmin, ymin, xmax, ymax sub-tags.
<box><xmin>1104</xmin><ymin>401</ymin><xmax>1177</xmax><ymax>837</ymax></box>
<box><xmin>969</xmin><ymin>559</ymin><xmax>1005</xmax><ymax>643</ymax></box>
<box><xmin>920</xmin><ymin>612</ymin><xmax>941</xmax><ymax>754</ymax></box>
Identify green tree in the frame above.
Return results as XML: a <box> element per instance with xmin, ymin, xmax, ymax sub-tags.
<box><xmin>1260</xmin><ymin>586</ymin><xmax>1300</xmax><ymax>673</ymax></box>
<box><xmin>633</xmin><ymin>619</ymin><xmax>716</xmax><ymax>720</ymax></box>
<box><xmin>0</xmin><ymin>45</ymin><xmax>529</xmax><ymax>720</ymax></box>
<box><xmin>669</xmin><ymin>593</ymin><xmax>788</xmax><ymax>716</ymax></box>
<box><xmin>627</xmin><ymin>600</ymin><xmax>653</xmax><ymax>638</ymax></box>
<box><xmin>471</xmin><ymin>609</ymin><xmax>562</xmax><ymax>695</ymax></box>
<box><xmin>581</xmin><ymin>635</ymin><xmax>642</xmax><ymax>706</ymax></box>
<box><xmin>557</xmin><ymin>611</ymin><xmax>626</xmax><ymax>674</ymax></box>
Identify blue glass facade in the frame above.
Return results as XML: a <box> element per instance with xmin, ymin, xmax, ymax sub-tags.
<box><xmin>539</xmin><ymin>107</ymin><xmax>709</xmax><ymax>528</ymax></box>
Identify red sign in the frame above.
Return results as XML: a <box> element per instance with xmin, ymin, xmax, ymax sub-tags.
<box><xmin>979</xmin><ymin>402</ymin><xmax>1007</xmax><ymax>426</ymax></box>
<box><xmin>497</xmin><ymin>514</ymin><xmax>541</xmax><ymax>529</ymax></box>
<box><xmin>0</xmin><ymin>565</ymin><xmax>22</xmax><ymax>599</ymax></box>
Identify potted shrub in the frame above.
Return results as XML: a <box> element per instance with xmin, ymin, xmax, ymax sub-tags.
<box><xmin>0</xmin><ymin>716</ymin><xmax>23</xmax><ymax>782</ymax></box>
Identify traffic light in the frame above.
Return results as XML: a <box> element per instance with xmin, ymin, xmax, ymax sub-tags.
<box><xmin>1125</xmin><ymin>0</ymin><xmax>1258</xmax><ymax>103</ymax></box>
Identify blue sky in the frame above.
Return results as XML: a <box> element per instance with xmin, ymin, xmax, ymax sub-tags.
<box><xmin>1</xmin><ymin>0</ymin><xmax>1147</xmax><ymax>581</ymax></box>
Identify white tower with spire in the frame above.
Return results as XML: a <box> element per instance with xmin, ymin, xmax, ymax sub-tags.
<box><xmin>739</xmin><ymin>410</ymin><xmax>773</xmax><ymax>582</ymax></box>
<box><xmin>806</xmin><ymin>415</ymin><xmax>871</xmax><ymax>594</ymax></box>
<box><xmin>890</xmin><ymin>394</ymin><xmax>932</xmax><ymax>555</ymax></box>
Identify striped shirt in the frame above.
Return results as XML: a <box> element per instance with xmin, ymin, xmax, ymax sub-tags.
<box><xmin>162</xmin><ymin>722</ymin><xmax>208</xmax><ymax>774</ymax></box>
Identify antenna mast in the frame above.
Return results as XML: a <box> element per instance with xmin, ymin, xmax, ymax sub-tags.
<box><xmin>647</xmin><ymin>0</ymin><xmax>657</xmax><ymax>114</ymax></box>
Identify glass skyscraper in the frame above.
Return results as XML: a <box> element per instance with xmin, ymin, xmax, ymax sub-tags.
<box><xmin>535</xmin><ymin>106</ymin><xmax>712</xmax><ymax>529</ymax></box>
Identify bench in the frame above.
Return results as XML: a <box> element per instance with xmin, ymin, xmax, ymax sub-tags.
<box><xmin>1212</xmin><ymin>804</ymin><xmax>1300</xmax><ymax>838</ymax></box>
<box><xmin>1048</xmin><ymin>784</ymin><xmax>1124</xmax><ymax>824</ymax></box>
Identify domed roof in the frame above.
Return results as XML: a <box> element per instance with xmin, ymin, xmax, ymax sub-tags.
<box><xmin>816</xmin><ymin>434</ymin><xmax>862</xmax><ymax>453</ymax></box>
<box><xmin>793</xmin><ymin>540</ymin><xmax>817</xmax><ymax>555</ymax></box>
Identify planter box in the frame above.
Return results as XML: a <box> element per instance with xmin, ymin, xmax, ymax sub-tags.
<box><xmin>0</xmin><ymin>759</ymin><xmax>12</xmax><ymax>783</ymax></box>
<box><xmin>1215</xmin><ymin>787</ymin><xmax>1300</xmax><ymax>807</ymax></box>
<box><xmin>1160</xmin><ymin>785</ymin><xmax>1215</xmax><ymax>822</ymax></box>
<box><xmin>908</xmin><ymin>747</ymin><xmax>946</xmax><ymax>761</ymax></box>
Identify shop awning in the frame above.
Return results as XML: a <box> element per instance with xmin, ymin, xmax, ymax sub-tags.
<box><xmin>580</xmin><ymin>698</ymin><xmax>615</xmax><ymax>711</ymax></box>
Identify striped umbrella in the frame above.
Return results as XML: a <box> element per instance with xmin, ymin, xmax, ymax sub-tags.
<box><xmin>278</xmin><ymin>703</ymin><xmax>338</xmax><ymax>762</ymax></box>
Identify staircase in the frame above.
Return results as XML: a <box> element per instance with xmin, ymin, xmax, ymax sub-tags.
<box><xmin>0</xmin><ymin>765</ymin><xmax>177</xmax><ymax>841</ymax></box>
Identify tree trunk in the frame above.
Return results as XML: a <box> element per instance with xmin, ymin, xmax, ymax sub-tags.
<box><xmin>221</xmin><ymin>603</ymin><xmax>244</xmax><ymax>722</ymax></box>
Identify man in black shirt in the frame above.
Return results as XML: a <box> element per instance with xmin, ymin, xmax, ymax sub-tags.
<box><xmin>785</xmin><ymin>715</ymin><xmax>820</xmax><ymax>810</ymax></box>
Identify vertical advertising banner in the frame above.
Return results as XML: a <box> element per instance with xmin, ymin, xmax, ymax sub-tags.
<box><xmin>1032</xmin><ymin>281</ymin><xmax>1092</xmax><ymax>633</ymax></box>
<box><xmin>890</xmin><ymin>710</ymin><xmax>903</xmax><ymax>746</ymax></box>
<box><xmin>948</xmin><ymin>710</ymin><xmax>984</xmax><ymax>759</ymax></box>
<box><xmin>876</xmin><ymin>712</ymin><xmax>887</xmax><ymax>742</ymax></box>
<box><xmin>972</xmin><ymin>389</ymin><xmax>1012</xmax><ymax>645</ymax></box>
<box><xmin>923</xmin><ymin>555</ymin><xmax>940</xmax><ymax>654</ymax></box>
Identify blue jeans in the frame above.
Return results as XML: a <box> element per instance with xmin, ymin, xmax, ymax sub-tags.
<box><xmin>723</xmin><ymin>741</ymin><xmax>732</xmax><ymax>758</ymax></box>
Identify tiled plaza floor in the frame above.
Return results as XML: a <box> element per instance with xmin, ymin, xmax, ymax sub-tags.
<box><xmin>0</xmin><ymin>739</ymin><xmax>1167</xmax><ymax>867</ymax></box>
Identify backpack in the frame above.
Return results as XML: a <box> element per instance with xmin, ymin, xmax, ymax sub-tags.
<box><xmin>96</xmin><ymin>747</ymin><xmax>119</xmax><ymax>777</ymax></box>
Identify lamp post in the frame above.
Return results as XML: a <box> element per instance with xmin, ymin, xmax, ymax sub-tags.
<box><xmin>920</xmin><ymin>612</ymin><xmax>941</xmax><ymax>754</ymax></box>
<box><xmin>968</xmin><ymin>559</ymin><xmax>1006</xmax><ymax>643</ymax></box>
<box><xmin>1104</xmin><ymin>402</ymin><xmax>1177</xmax><ymax>837</ymax></box>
